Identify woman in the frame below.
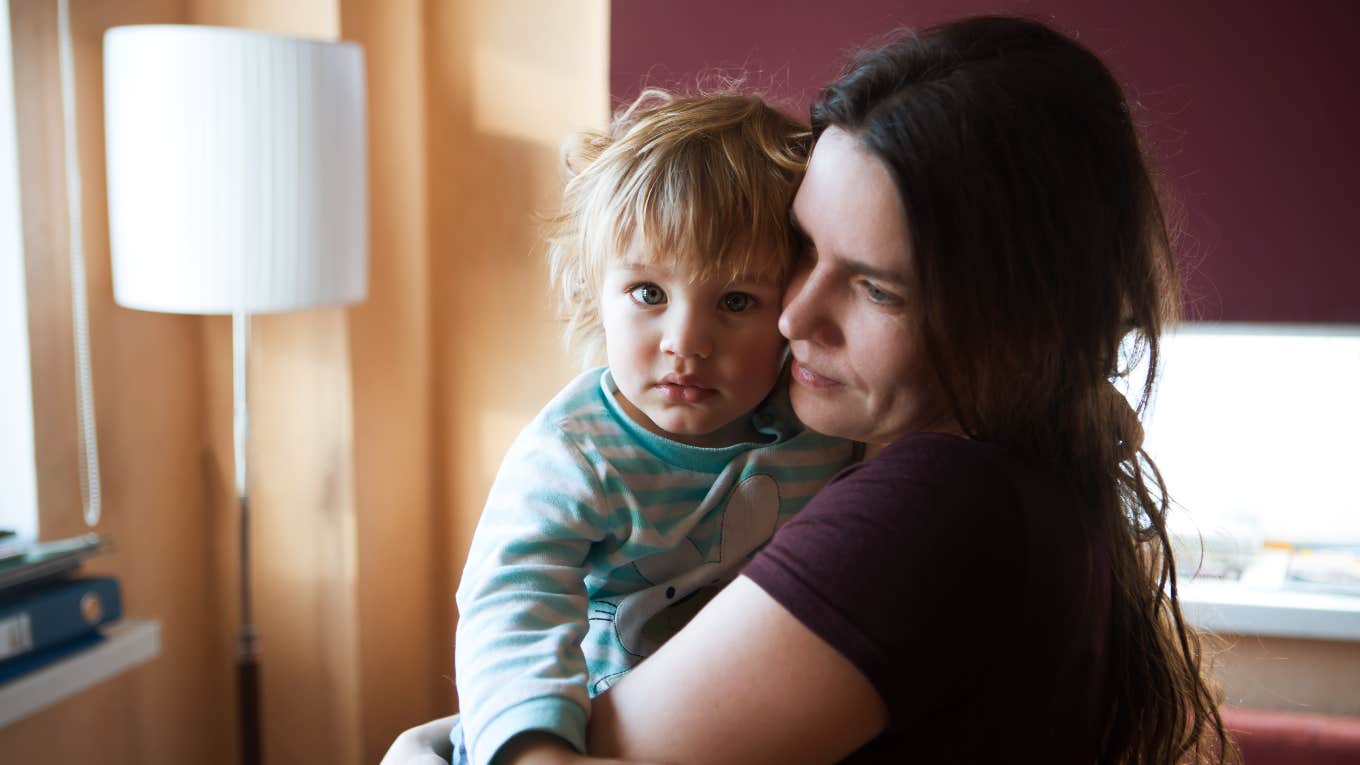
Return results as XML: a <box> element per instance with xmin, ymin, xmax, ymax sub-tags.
<box><xmin>390</xmin><ymin>15</ymin><xmax>1233</xmax><ymax>764</ymax></box>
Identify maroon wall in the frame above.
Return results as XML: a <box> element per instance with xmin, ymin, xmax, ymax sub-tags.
<box><xmin>612</xmin><ymin>1</ymin><xmax>1360</xmax><ymax>324</ymax></box>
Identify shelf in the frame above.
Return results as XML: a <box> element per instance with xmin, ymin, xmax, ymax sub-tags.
<box><xmin>0</xmin><ymin>618</ymin><xmax>161</xmax><ymax>728</ymax></box>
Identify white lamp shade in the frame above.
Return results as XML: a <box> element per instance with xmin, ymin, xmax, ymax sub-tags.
<box><xmin>104</xmin><ymin>25</ymin><xmax>367</xmax><ymax>315</ymax></box>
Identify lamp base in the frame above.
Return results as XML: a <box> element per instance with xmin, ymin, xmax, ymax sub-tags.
<box><xmin>238</xmin><ymin>651</ymin><xmax>261</xmax><ymax>765</ymax></box>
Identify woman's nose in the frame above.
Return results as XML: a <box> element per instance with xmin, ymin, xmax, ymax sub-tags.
<box><xmin>778</xmin><ymin>266</ymin><xmax>827</xmax><ymax>344</ymax></box>
<box><xmin>661</xmin><ymin>308</ymin><xmax>713</xmax><ymax>359</ymax></box>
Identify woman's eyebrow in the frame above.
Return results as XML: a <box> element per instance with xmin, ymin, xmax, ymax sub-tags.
<box><xmin>843</xmin><ymin>259</ymin><xmax>908</xmax><ymax>286</ymax></box>
<box><xmin>790</xmin><ymin>208</ymin><xmax>907</xmax><ymax>286</ymax></box>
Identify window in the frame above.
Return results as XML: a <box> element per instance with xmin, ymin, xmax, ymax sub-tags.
<box><xmin>0</xmin><ymin>0</ymin><xmax>39</xmax><ymax>542</ymax></box>
<box><xmin>1128</xmin><ymin>323</ymin><xmax>1360</xmax><ymax>593</ymax></box>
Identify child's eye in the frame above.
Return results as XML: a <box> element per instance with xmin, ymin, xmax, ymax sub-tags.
<box><xmin>629</xmin><ymin>283</ymin><xmax>666</xmax><ymax>306</ymax></box>
<box><xmin>721</xmin><ymin>292</ymin><xmax>755</xmax><ymax>312</ymax></box>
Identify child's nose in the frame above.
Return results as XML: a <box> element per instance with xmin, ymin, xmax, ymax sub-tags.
<box><xmin>661</xmin><ymin>309</ymin><xmax>713</xmax><ymax>360</ymax></box>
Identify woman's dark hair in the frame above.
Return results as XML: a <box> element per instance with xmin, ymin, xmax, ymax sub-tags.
<box><xmin>812</xmin><ymin>16</ymin><xmax>1234</xmax><ymax>764</ymax></box>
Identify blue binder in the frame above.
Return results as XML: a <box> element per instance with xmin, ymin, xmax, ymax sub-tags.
<box><xmin>0</xmin><ymin>577</ymin><xmax>122</xmax><ymax>673</ymax></box>
<box><xmin>0</xmin><ymin>631</ymin><xmax>106</xmax><ymax>684</ymax></box>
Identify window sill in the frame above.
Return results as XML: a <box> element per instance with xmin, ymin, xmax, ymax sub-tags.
<box><xmin>0</xmin><ymin>618</ymin><xmax>161</xmax><ymax>727</ymax></box>
<box><xmin>1179</xmin><ymin>580</ymin><xmax>1360</xmax><ymax>641</ymax></box>
<box><xmin>1178</xmin><ymin>549</ymin><xmax>1360</xmax><ymax>642</ymax></box>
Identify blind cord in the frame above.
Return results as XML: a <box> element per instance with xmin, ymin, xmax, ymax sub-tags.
<box><xmin>56</xmin><ymin>0</ymin><xmax>101</xmax><ymax>529</ymax></box>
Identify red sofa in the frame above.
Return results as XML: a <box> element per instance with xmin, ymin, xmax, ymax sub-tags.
<box><xmin>1223</xmin><ymin>707</ymin><xmax>1360</xmax><ymax>764</ymax></box>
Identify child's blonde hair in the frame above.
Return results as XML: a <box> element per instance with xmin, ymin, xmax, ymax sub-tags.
<box><xmin>547</xmin><ymin>89</ymin><xmax>811</xmax><ymax>365</ymax></box>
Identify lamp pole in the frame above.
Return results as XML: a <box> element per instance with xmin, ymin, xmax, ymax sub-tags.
<box><xmin>233</xmin><ymin>311</ymin><xmax>261</xmax><ymax>765</ymax></box>
<box><xmin>103</xmin><ymin>27</ymin><xmax>368</xmax><ymax>765</ymax></box>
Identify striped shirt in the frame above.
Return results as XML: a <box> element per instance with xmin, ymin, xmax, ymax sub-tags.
<box><xmin>454</xmin><ymin>366</ymin><xmax>859</xmax><ymax>764</ymax></box>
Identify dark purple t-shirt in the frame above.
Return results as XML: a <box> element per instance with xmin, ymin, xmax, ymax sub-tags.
<box><xmin>744</xmin><ymin>433</ymin><xmax>1111</xmax><ymax>763</ymax></box>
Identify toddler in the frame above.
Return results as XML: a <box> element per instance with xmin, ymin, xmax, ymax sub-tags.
<box><xmin>451</xmin><ymin>90</ymin><xmax>860</xmax><ymax>764</ymax></box>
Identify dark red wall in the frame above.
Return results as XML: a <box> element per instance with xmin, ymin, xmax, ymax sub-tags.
<box><xmin>612</xmin><ymin>1</ymin><xmax>1360</xmax><ymax>324</ymax></box>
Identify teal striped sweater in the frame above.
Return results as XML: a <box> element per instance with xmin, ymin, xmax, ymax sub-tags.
<box><xmin>454</xmin><ymin>366</ymin><xmax>859</xmax><ymax>764</ymax></box>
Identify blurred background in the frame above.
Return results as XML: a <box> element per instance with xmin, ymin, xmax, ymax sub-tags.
<box><xmin>1</xmin><ymin>1</ymin><xmax>1355</xmax><ymax>763</ymax></box>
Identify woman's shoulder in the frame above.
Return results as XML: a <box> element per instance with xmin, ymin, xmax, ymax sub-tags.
<box><xmin>794</xmin><ymin>431</ymin><xmax>1083</xmax><ymax>555</ymax></box>
<box><xmin>836</xmin><ymin>432</ymin><xmax>1021</xmax><ymax>502</ymax></box>
<box><xmin>743</xmin><ymin>434</ymin><xmax>1042</xmax><ymax>707</ymax></box>
<box><xmin>875</xmin><ymin>431</ymin><xmax>1010</xmax><ymax>466</ymax></box>
<box><xmin>758</xmin><ymin>434</ymin><xmax>1018</xmax><ymax>567</ymax></box>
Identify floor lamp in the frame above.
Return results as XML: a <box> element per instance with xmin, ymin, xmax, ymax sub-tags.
<box><xmin>103</xmin><ymin>26</ymin><xmax>367</xmax><ymax>765</ymax></box>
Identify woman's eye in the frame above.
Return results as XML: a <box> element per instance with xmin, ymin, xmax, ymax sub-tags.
<box><xmin>629</xmin><ymin>283</ymin><xmax>666</xmax><ymax>305</ymax></box>
<box><xmin>721</xmin><ymin>292</ymin><xmax>755</xmax><ymax>312</ymax></box>
<box><xmin>861</xmin><ymin>281</ymin><xmax>900</xmax><ymax>305</ymax></box>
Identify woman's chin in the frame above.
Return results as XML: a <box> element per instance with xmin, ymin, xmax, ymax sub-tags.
<box><xmin>790</xmin><ymin>386</ymin><xmax>855</xmax><ymax>440</ymax></box>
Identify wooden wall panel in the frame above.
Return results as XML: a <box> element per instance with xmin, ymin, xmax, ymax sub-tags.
<box><xmin>337</xmin><ymin>0</ymin><xmax>443</xmax><ymax>761</ymax></box>
<box><xmin>2</xmin><ymin>2</ymin><xmax>612</xmax><ymax>762</ymax></box>
<box><xmin>2</xmin><ymin>0</ymin><xmax>231</xmax><ymax>763</ymax></box>
<box><xmin>420</xmin><ymin>0</ymin><xmax>609</xmax><ymax>717</ymax></box>
<box><xmin>187</xmin><ymin>0</ymin><xmax>336</xmax><ymax>38</ymax></box>
<box><xmin>1212</xmin><ymin>635</ymin><xmax>1360</xmax><ymax>717</ymax></box>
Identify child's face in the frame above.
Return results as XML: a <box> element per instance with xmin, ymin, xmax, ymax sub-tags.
<box><xmin>600</xmin><ymin>248</ymin><xmax>786</xmax><ymax>448</ymax></box>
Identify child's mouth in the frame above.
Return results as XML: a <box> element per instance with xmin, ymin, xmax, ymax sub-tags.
<box><xmin>656</xmin><ymin>383</ymin><xmax>716</xmax><ymax>403</ymax></box>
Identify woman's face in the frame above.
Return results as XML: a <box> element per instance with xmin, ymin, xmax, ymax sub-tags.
<box><xmin>780</xmin><ymin>127</ymin><xmax>956</xmax><ymax>445</ymax></box>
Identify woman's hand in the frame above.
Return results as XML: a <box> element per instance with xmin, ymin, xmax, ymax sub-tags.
<box><xmin>499</xmin><ymin>731</ymin><xmax>669</xmax><ymax>765</ymax></box>
<box><xmin>380</xmin><ymin>722</ymin><xmax>667</xmax><ymax>765</ymax></box>
<box><xmin>379</xmin><ymin>714</ymin><xmax>457</xmax><ymax>765</ymax></box>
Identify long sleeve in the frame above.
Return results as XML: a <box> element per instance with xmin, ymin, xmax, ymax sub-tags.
<box><xmin>452</xmin><ymin>366</ymin><xmax>861</xmax><ymax>764</ymax></box>
<box><xmin>454</xmin><ymin>420</ymin><xmax>613</xmax><ymax>765</ymax></box>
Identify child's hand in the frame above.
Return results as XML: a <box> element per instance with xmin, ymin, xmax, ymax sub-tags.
<box><xmin>499</xmin><ymin>732</ymin><xmax>671</xmax><ymax>765</ymax></box>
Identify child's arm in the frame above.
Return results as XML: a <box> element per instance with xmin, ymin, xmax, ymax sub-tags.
<box><xmin>455</xmin><ymin>423</ymin><xmax>613</xmax><ymax>765</ymax></box>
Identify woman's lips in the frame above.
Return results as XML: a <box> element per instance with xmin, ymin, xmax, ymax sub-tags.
<box><xmin>656</xmin><ymin>383</ymin><xmax>716</xmax><ymax>403</ymax></box>
<box><xmin>792</xmin><ymin>360</ymin><xmax>841</xmax><ymax>389</ymax></box>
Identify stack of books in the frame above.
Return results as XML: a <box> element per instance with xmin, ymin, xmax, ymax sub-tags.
<box><xmin>0</xmin><ymin>532</ymin><xmax>120</xmax><ymax>684</ymax></box>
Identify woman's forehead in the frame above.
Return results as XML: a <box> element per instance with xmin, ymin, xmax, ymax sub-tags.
<box><xmin>794</xmin><ymin>128</ymin><xmax>912</xmax><ymax>278</ymax></box>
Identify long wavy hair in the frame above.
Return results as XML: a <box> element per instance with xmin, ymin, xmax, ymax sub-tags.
<box><xmin>812</xmin><ymin>16</ymin><xmax>1235</xmax><ymax>764</ymax></box>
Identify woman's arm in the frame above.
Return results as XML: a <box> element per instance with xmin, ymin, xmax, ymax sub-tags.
<box><xmin>587</xmin><ymin>575</ymin><xmax>887</xmax><ymax>764</ymax></box>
